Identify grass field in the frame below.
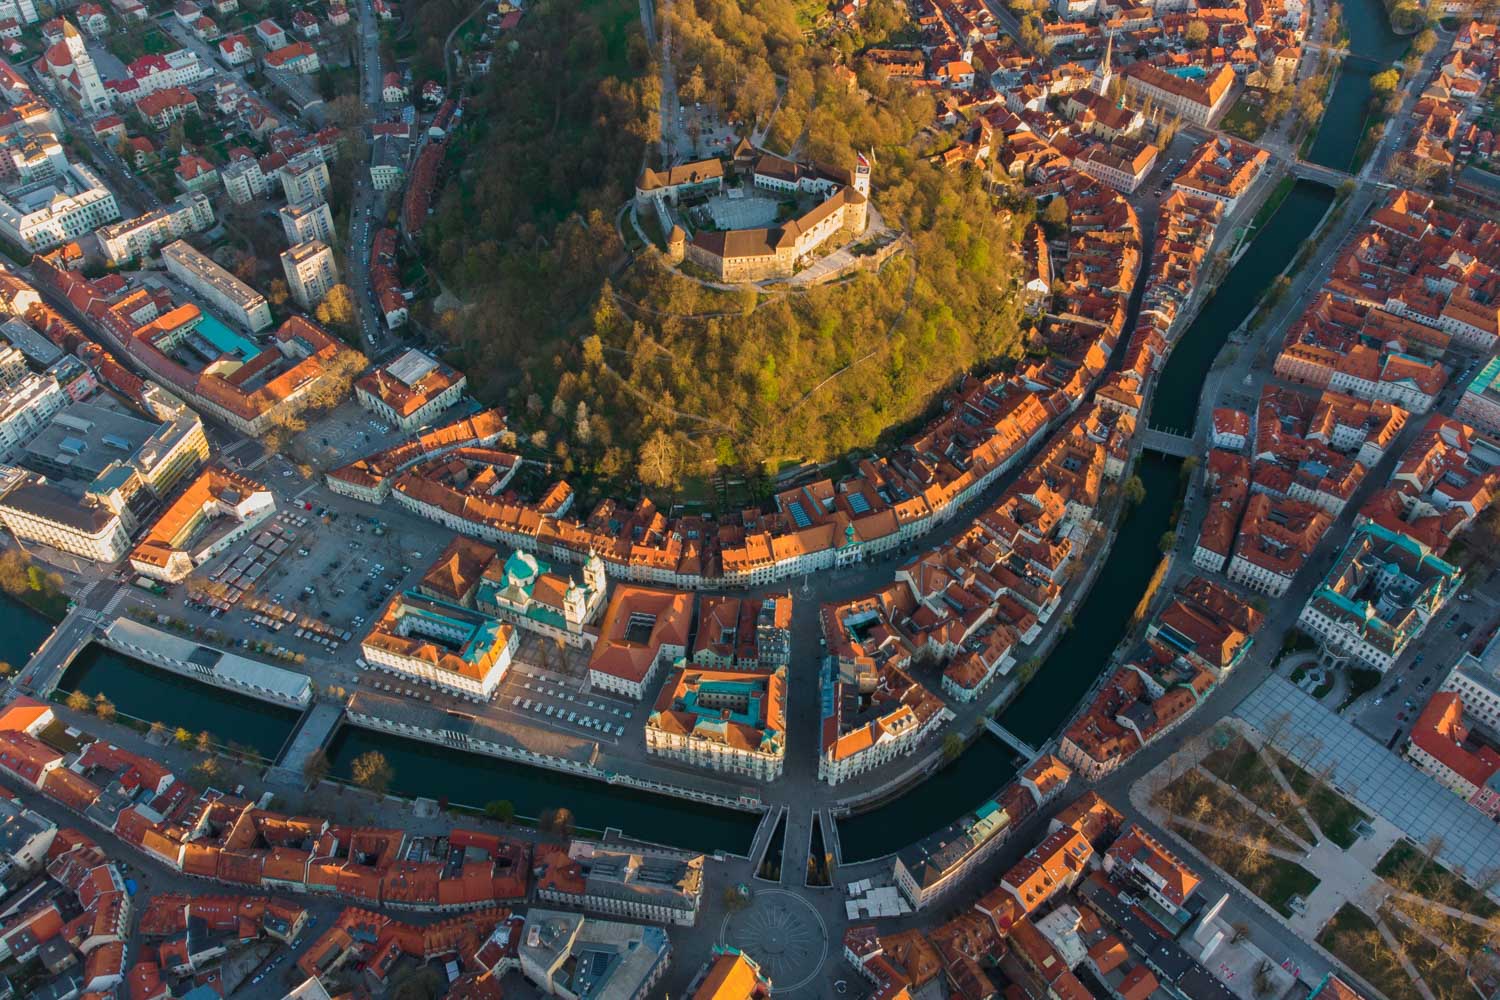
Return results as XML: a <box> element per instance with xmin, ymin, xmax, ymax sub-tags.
<box><xmin>1200</xmin><ymin>738</ymin><xmax>1317</xmax><ymax>844</ymax></box>
<box><xmin>1318</xmin><ymin>905</ymin><xmax>1421</xmax><ymax>1000</ymax></box>
<box><xmin>1380</xmin><ymin>908</ymin><xmax>1477</xmax><ymax>1000</ymax></box>
<box><xmin>1270</xmin><ymin>751</ymin><xmax>1370</xmax><ymax>850</ymax></box>
<box><xmin>1170</xmin><ymin>816</ymin><xmax>1320</xmax><ymax>917</ymax></box>
<box><xmin>1221</xmin><ymin>95</ymin><xmax>1272</xmax><ymax>141</ymax></box>
<box><xmin>1376</xmin><ymin>841</ymin><xmax>1498</xmax><ymax>919</ymax></box>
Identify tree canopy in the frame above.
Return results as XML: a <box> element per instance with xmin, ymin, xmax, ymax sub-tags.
<box><xmin>424</xmin><ymin>0</ymin><xmax>1027</xmax><ymax>498</ymax></box>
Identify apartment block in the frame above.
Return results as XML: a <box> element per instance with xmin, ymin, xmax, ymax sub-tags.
<box><xmin>280</xmin><ymin>239</ymin><xmax>337</xmax><ymax>310</ymax></box>
<box><xmin>161</xmin><ymin>240</ymin><xmax>272</xmax><ymax>332</ymax></box>
<box><xmin>278</xmin><ymin>198</ymin><xmax>334</xmax><ymax>246</ymax></box>
<box><xmin>96</xmin><ymin>191</ymin><xmax>213</xmax><ymax>265</ymax></box>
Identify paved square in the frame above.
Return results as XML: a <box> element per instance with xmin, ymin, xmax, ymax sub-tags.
<box><xmin>705</xmin><ymin>193</ymin><xmax>780</xmax><ymax>230</ymax></box>
<box><xmin>1237</xmin><ymin>674</ymin><xmax>1500</xmax><ymax>883</ymax></box>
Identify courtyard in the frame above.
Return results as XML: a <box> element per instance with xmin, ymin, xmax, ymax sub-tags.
<box><xmin>699</xmin><ymin>191</ymin><xmax>781</xmax><ymax>230</ymax></box>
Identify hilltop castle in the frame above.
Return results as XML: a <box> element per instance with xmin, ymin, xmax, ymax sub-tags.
<box><xmin>637</xmin><ymin>143</ymin><xmax>871</xmax><ymax>282</ymax></box>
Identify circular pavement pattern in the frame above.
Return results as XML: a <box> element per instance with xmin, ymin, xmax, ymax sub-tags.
<box><xmin>718</xmin><ymin>888</ymin><xmax>828</xmax><ymax>994</ymax></box>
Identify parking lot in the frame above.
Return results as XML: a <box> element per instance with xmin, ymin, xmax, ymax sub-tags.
<box><xmin>116</xmin><ymin>465</ymin><xmax>672</xmax><ymax>758</ymax></box>
<box><xmin>492</xmin><ymin>663</ymin><xmax>637</xmax><ymax>745</ymax></box>
<box><xmin>1355</xmin><ymin>584</ymin><xmax>1500</xmax><ymax>747</ymax></box>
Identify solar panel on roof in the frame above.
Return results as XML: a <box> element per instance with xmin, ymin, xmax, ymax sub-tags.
<box><xmin>788</xmin><ymin>501</ymin><xmax>811</xmax><ymax>528</ymax></box>
<box><xmin>847</xmin><ymin>493</ymin><xmax>870</xmax><ymax>514</ymax></box>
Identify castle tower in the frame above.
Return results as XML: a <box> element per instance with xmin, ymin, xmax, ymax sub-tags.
<box><xmin>667</xmin><ymin>224</ymin><xmax>686</xmax><ymax>264</ymax></box>
<box><xmin>854</xmin><ymin>151</ymin><xmax>872</xmax><ymax>199</ymax></box>
<box><xmin>1093</xmin><ymin>31</ymin><xmax>1113</xmax><ymax>96</ymax></box>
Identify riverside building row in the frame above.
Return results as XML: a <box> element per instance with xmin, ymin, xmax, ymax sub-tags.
<box><xmin>1059</xmin><ymin>577</ymin><xmax>1263</xmax><ymax>779</ymax></box>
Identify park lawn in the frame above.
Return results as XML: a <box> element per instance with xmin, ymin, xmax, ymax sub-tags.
<box><xmin>1317</xmin><ymin>905</ymin><xmax>1421</xmax><ymax>1000</ymax></box>
<box><xmin>1379</xmin><ymin>908</ymin><xmax>1476</xmax><ymax>1000</ymax></box>
<box><xmin>1375</xmin><ymin>841</ymin><xmax>1498</xmax><ymax>920</ymax></box>
<box><xmin>1168</xmin><ymin>817</ymin><xmax>1319</xmax><ymax>918</ymax></box>
<box><xmin>1200</xmin><ymin>739</ymin><xmax>1317</xmax><ymax>844</ymax></box>
<box><xmin>1161</xmin><ymin>768</ymin><xmax>1304</xmax><ymax>853</ymax></box>
<box><xmin>1220</xmin><ymin>95</ymin><xmax>1270</xmax><ymax>140</ymax></box>
<box><xmin>1269</xmin><ymin>751</ymin><xmax>1370</xmax><ymax>850</ymax></box>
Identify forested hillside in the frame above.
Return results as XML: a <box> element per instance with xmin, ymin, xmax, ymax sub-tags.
<box><xmin>422</xmin><ymin>0</ymin><xmax>1029</xmax><ymax>500</ymax></box>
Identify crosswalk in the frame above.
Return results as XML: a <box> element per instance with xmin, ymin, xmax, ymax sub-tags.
<box><xmin>98</xmin><ymin>587</ymin><xmax>127</xmax><ymax>618</ymax></box>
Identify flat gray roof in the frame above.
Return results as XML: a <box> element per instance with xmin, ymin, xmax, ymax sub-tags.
<box><xmin>1236</xmin><ymin>674</ymin><xmax>1500</xmax><ymax>884</ymax></box>
<box><xmin>24</xmin><ymin>401</ymin><xmax>158</xmax><ymax>479</ymax></box>
<box><xmin>106</xmin><ymin>618</ymin><xmax>312</xmax><ymax>705</ymax></box>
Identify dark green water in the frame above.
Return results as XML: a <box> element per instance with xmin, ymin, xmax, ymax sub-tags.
<box><xmin>1304</xmin><ymin>0</ymin><xmax>1407</xmax><ymax>171</ymax></box>
<box><xmin>998</xmin><ymin>452</ymin><xmax>1184</xmax><ymax>747</ymax></box>
<box><xmin>325</xmin><ymin>725</ymin><xmax>759</xmax><ymax>855</ymax></box>
<box><xmin>837</xmin><ymin>734</ymin><xmax>1018</xmax><ymax>862</ymax></box>
<box><xmin>1149</xmin><ymin>181</ymin><xmax>1335</xmax><ymax>433</ymax></box>
<box><xmin>59</xmin><ymin>643</ymin><xmax>301</xmax><ymax>758</ymax></box>
<box><xmin>0</xmin><ymin>596</ymin><xmax>56</xmax><ymax>667</ymax></box>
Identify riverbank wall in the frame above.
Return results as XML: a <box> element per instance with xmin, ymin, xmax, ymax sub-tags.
<box><xmin>341</xmin><ymin>707</ymin><xmax>766</xmax><ymax>814</ymax></box>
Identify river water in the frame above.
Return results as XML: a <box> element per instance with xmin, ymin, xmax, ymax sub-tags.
<box><xmin>1304</xmin><ymin>0</ymin><xmax>1407</xmax><ymax>172</ymax></box>
<box><xmin>1149</xmin><ymin>181</ymin><xmax>1336</xmax><ymax>433</ymax></box>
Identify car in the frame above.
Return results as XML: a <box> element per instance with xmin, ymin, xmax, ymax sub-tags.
<box><xmin>1374</xmin><ymin>697</ymin><xmax>1383</xmax><ymax>705</ymax></box>
<box><xmin>1459</xmin><ymin>593</ymin><xmax>1473</xmax><ymax>602</ymax></box>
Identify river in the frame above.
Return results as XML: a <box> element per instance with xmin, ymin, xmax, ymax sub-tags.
<box><xmin>325</xmin><ymin>725</ymin><xmax>759</xmax><ymax>855</ymax></box>
<box><xmin>837</xmin><ymin>734</ymin><xmax>1019</xmax><ymax>863</ymax></box>
<box><xmin>1304</xmin><ymin>0</ymin><xmax>1407</xmax><ymax>172</ymax></box>
<box><xmin>0</xmin><ymin>596</ymin><xmax>60</xmax><ymax>669</ymax></box>
<box><xmin>1149</xmin><ymin>181</ymin><xmax>1336</xmax><ymax>433</ymax></box>
<box><xmin>837</xmin><ymin>452</ymin><xmax>1184</xmax><ymax>861</ymax></box>
<box><xmin>60</xmin><ymin>643</ymin><xmax>302</xmax><ymax>758</ymax></box>
<box><xmin>40</xmin><ymin>617</ymin><xmax>759</xmax><ymax>853</ymax></box>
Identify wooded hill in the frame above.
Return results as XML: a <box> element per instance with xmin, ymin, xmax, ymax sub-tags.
<box><xmin>420</xmin><ymin>0</ymin><xmax>1030</xmax><ymax>501</ymax></box>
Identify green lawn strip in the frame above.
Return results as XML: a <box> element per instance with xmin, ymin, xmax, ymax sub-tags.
<box><xmin>1378</xmin><ymin>907</ymin><xmax>1479</xmax><ymax>1000</ymax></box>
<box><xmin>1249</xmin><ymin>175</ymin><xmax>1297</xmax><ymax>235</ymax></box>
<box><xmin>1375</xmin><ymin>842</ymin><xmax>1499</xmax><ymax>920</ymax></box>
<box><xmin>1199</xmin><ymin>739</ymin><xmax>1317</xmax><ymax>844</ymax></box>
<box><xmin>1317</xmin><ymin>905</ymin><xmax>1422</xmax><ymax>1000</ymax></box>
<box><xmin>1267</xmin><ymin>751</ymin><xmax>1370</xmax><ymax>850</ymax></box>
<box><xmin>1168</xmin><ymin>818</ymin><xmax>1319</xmax><ymax>918</ymax></box>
